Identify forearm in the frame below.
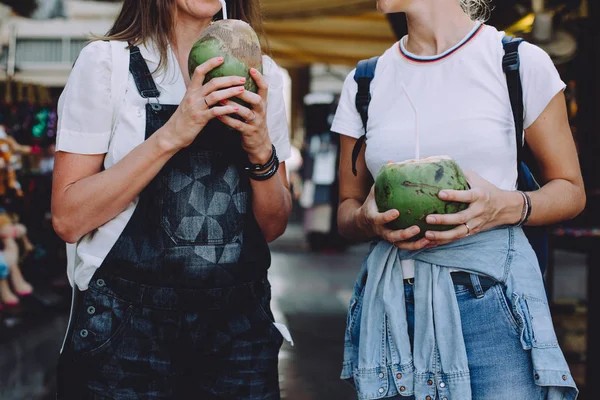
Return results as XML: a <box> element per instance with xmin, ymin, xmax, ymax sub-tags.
<box><xmin>53</xmin><ymin>130</ymin><xmax>177</xmax><ymax>243</ymax></box>
<box><xmin>498</xmin><ymin>179</ymin><xmax>586</xmax><ymax>227</ymax></box>
<box><xmin>337</xmin><ymin>198</ymin><xmax>375</xmax><ymax>242</ymax></box>
<box><xmin>251</xmin><ymin>168</ymin><xmax>292</xmax><ymax>242</ymax></box>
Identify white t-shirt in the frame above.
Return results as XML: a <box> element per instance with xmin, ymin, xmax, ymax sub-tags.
<box><xmin>331</xmin><ymin>23</ymin><xmax>565</xmax><ymax>278</ymax></box>
<box><xmin>56</xmin><ymin>40</ymin><xmax>291</xmax><ymax>290</ymax></box>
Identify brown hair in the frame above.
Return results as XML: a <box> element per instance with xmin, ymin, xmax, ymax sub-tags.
<box><xmin>100</xmin><ymin>0</ymin><xmax>265</xmax><ymax>71</ymax></box>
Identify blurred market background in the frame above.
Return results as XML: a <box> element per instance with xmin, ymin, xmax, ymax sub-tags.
<box><xmin>0</xmin><ymin>0</ymin><xmax>598</xmax><ymax>399</ymax></box>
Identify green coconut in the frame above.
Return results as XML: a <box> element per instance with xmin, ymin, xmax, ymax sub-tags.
<box><xmin>188</xmin><ymin>19</ymin><xmax>263</xmax><ymax>104</ymax></box>
<box><xmin>374</xmin><ymin>156</ymin><xmax>470</xmax><ymax>240</ymax></box>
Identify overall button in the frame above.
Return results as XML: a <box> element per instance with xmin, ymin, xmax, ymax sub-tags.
<box><xmin>80</xmin><ymin>329</ymin><xmax>89</xmax><ymax>338</ymax></box>
<box><xmin>378</xmin><ymin>372</ymin><xmax>384</xmax><ymax>378</ymax></box>
<box><xmin>562</xmin><ymin>375</ymin><xmax>567</xmax><ymax>381</ymax></box>
<box><xmin>87</xmin><ymin>306</ymin><xmax>96</xmax><ymax>315</ymax></box>
<box><xmin>427</xmin><ymin>379</ymin><xmax>433</xmax><ymax>385</ymax></box>
<box><xmin>441</xmin><ymin>397</ymin><xmax>448</xmax><ymax>400</ymax></box>
<box><xmin>439</xmin><ymin>382</ymin><xmax>446</xmax><ymax>388</ymax></box>
<box><xmin>535</xmin><ymin>374</ymin><xmax>540</xmax><ymax>380</ymax></box>
<box><xmin>399</xmin><ymin>386</ymin><xmax>406</xmax><ymax>392</ymax></box>
<box><xmin>378</xmin><ymin>388</ymin><xmax>384</xmax><ymax>394</ymax></box>
<box><xmin>396</xmin><ymin>373</ymin><xmax>402</xmax><ymax>379</ymax></box>
<box><xmin>426</xmin><ymin>396</ymin><xmax>432</xmax><ymax>400</ymax></box>
<box><xmin>96</xmin><ymin>279</ymin><xmax>106</xmax><ymax>287</ymax></box>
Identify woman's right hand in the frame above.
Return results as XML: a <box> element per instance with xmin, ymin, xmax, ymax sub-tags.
<box><xmin>355</xmin><ymin>186</ymin><xmax>431</xmax><ymax>250</ymax></box>
<box><xmin>161</xmin><ymin>57</ymin><xmax>247</xmax><ymax>150</ymax></box>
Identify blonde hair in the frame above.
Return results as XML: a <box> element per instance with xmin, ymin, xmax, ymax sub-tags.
<box><xmin>459</xmin><ymin>0</ymin><xmax>491</xmax><ymax>21</ymax></box>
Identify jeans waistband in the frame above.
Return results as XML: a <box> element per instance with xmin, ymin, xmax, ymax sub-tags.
<box><xmin>86</xmin><ymin>273</ymin><xmax>269</xmax><ymax>311</ymax></box>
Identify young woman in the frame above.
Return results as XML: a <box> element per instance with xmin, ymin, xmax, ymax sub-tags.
<box><xmin>52</xmin><ymin>0</ymin><xmax>291</xmax><ymax>398</ymax></box>
<box><xmin>332</xmin><ymin>0</ymin><xmax>584</xmax><ymax>399</ymax></box>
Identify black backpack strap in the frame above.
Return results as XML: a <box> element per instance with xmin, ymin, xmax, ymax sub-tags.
<box><xmin>351</xmin><ymin>56</ymin><xmax>379</xmax><ymax>176</ymax></box>
<box><xmin>501</xmin><ymin>35</ymin><xmax>525</xmax><ymax>176</ymax></box>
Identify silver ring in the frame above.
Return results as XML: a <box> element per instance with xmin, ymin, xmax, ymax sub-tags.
<box><xmin>204</xmin><ymin>98</ymin><xmax>210</xmax><ymax>108</ymax></box>
<box><xmin>464</xmin><ymin>223</ymin><xmax>471</xmax><ymax>237</ymax></box>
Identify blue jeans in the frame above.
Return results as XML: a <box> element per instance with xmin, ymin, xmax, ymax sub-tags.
<box><xmin>389</xmin><ymin>281</ymin><xmax>549</xmax><ymax>399</ymax></box>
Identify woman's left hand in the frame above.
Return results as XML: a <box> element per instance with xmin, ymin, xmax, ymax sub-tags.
<box><xmin>422</xmin><ymin>171</ymin><xmax>518</xmax><ymax>246</ymax></box>
<box><xmin>218</xmin><ymin>68</ymin><xmax>272</xmax><ymax>164</ymax></box>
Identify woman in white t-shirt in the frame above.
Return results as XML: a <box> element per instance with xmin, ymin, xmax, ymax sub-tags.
<box><xmin>51</xmin><ymin>0</ymin><xmax>291</xmax><ymax>398</ymax></box>
<box><xmin>332</xmin><ymin>0</ymin><xmax>584</xmax><ymax>398</ymax></box>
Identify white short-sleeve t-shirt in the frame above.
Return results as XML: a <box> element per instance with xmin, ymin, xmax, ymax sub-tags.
<box><xmin>56</xmin><ymin>40</ymin><xmax>291</xmax><ymax>290</ymax></box>
<box><xmin>331</xmin><ymin>23</ymin><xmax>565</xmax><ymax>278</ymax></box>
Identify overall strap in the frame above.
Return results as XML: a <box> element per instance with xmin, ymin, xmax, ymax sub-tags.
<box><xmin>351</xmin><ymin>56</ymin><xmax>379</xmax><ymax>176</ymax></box>
<box><xmin>128</xmin><ymin>45</ymin><xmax>161</xmax><ymax>101</ymax></box>
<box><xmin>501</xmin><ymin>36</ymin><xmax>525</xmax><ymax>168</ymax></box>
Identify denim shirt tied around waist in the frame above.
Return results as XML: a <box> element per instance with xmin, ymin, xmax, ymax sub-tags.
<box><xmin>342</xmin><ymin>226</ymin><xmax>578</xmax><ymax>400</ymax></box>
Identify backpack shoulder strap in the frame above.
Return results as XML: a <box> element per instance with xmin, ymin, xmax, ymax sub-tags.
<box><xmin>351</xmin><ymin>56</ymin><xmax>379</xmax><ymax>176</ymax></box>
<box><xmin>501</xmin><ymin>35</ymin><xmax>525</xmax><ymax>162</ymax></box>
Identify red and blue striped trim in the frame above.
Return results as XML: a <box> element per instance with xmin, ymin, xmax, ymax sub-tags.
<box><xmin>399</xmin><ymin>23</ymin><xmax>484</xmax><ymax>63</ymax></box>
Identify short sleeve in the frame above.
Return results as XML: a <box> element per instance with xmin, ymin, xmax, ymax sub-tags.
<box><xmin>56</xmin><ymin>41</ymin><xmax>113</xmax><ymax>154</ymax></box>
<box><xmin>519</xmin><ymin>42</ymin><xmax>566</xmax><ymax>129</ymax></box>
<box><xmin>330</xmin><ymin>69</ymin><xmax>364</xmax><ymax>139</ymax></box>
<box><xmin>263</xmin><ymin>55</ymin><xmax>291</xmax><ymax>162</ymax></box>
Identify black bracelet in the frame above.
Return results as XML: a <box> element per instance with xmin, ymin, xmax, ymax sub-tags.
<box><xmin>249</xmin><ymin>154</ymin><xmax>279</xmax><ymax>181</ymax></box>
<box><xmin>245</xmin><ymin>145</ymin><xmax>276</xmax><ymax>172</ymax></box>
<box><xmin>522</xmin><ymin>191</ymin><xmax>532</xmax><ymax>225</ymax></box>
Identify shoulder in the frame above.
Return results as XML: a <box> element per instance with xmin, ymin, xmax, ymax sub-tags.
<box><xmin>75</xmin><ymin>40</ymin><xmax>112</xmax><ymax>66</ymax></box>
<box><xmin>517</xmin><ymin>40</ymin><xmax>555</xmax><ymax>68</ymax></box>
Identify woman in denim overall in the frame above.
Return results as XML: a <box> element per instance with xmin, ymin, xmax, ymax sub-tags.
<box><xmin>333</xmin><ymin>0</ymin><xmax>585</xmax><ymax>399</ymax></box>
<box><xmin>52</xmin><ymin>0</ymin><xmax>291</xmax><ymax>398</ymax></box>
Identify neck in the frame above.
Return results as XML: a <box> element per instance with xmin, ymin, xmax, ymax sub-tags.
<box><xmin>404</xmin><ymin>2</ymin><xmax>476</xmax><ymax>57</ymax></box>
<box><xmin>172</xmin><ymin>12</ymin><xmax>213</xmax><ymax>84</ymax></box>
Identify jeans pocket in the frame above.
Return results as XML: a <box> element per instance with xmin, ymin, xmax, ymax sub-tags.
<box><xmin>69</xmin><ymin>288</ymin><xmax>134</xmax><ymax>358</ymax></box>
<box><xmin>492</xmin><ymin>285</ymin><xmax>521</xmax><ymax>336</ymax></box>
<box><xmin>160</xmin><ymin>151</ymin><xmax>248</xmax><ymax>246</ymax></box>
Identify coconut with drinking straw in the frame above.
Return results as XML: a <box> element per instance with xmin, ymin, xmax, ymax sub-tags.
<box><xmin>374</xmin><ymin>82</ymin><xmax>469</xmax><ymax>240</ymax></box>
<box><xmin>187</xmin><ymin>0</ymin><xmax>263</xmax><ymax>107</ymax></box>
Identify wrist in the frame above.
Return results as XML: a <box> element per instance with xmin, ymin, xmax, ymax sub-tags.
<box><xmin>500</xmin><ymin>190</ymin><xmax>525</xmax><ymax>226</ymax></box>
<box><xmin>354</xmin><ymin>207</ymin><xmax>374</xmax><ymax>237</ymax></box>
<box><xmin>154</xmin><ymin>125</ymin><xmax>184</xmax><ymax>155</ymax></box>
<box><xmin>247</xmin><ymin>142</ymin><xmax>273</xmax><ymax>166</ymax></box>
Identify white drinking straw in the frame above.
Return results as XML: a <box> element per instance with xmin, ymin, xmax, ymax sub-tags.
<box><xmin>400</xmin><ymin>81</ymin><xmax>420</xmax><ymax>160</ymax></box>
<box><xmin>219</xmin><ymin>0</ymin><xmax>228</xmax><ymax>19</ymax></box>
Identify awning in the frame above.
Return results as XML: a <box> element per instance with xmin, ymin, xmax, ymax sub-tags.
<box><xmin>264</xmin><ymin>11</ymin><xmax>396</xmax><ymax>67</ymax></box>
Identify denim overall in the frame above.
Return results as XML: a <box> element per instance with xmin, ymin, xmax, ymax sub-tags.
<box><xmin>57</xmin><ymin>46</ymin><xmax>283</xmax><ymax>400</ymax></box>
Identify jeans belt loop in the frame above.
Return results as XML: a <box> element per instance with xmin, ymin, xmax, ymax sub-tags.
<box><xmin>469</xmin><ymin>273</ymin><xmax>485</xmax><ymax>299</ymax></box>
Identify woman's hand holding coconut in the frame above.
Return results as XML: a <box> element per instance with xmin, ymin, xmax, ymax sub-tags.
<box><xmin>355</xmin><ymin>186</ymin><xmax>432</xmax><ymax>251</ymax></box>
<box><xmin>422</xmin><ymin>170</ymin><xmax>524</xmax><ymax>247</ymax></box>
<box><xmin>218</xmin><ymin>67</ymin><xmax>274</xmax><ymax>166</ymax></box>
<box><xmin>162</xmin><ymin>56</ymin><xmax>245</xmax><ymax>151</ymax></box>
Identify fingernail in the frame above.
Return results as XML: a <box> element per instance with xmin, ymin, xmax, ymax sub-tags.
<box><xmin>250</xmin><ymin>68</ymin><xmax>257</xmax><ymax>74</ymax></box>
<box><xmin>439</xmin><ymin>191</ymin><xmax>448</xmax><ymax>199</ymax></box>
<box><xmin>217</xmin><ymin>57</ymin><xmax>224</xmax><ymax>62</ymax></box>
<box><xmin>427</xmin><ymin>216</ymin><xmax>436</xmax><ymax>224</ymax></box>
<box><xmin>411</xmin><ymin>227</ymin><xmax>419</xmax><ymax>234</ymax></box>
<box><xmin>426</xmin><ymin>232</ymin><xmax>435</xmax><ymax>239</ymax></box>
<box><xmin>239</xmin><ymin>87</ymin><xmax>245</xmax><ymax>92</ymax></box>
<box><xmin>240</xmin><ymin>78</ymin><xmax>246</xmax><ymax>83</ymax></box>
<box><xmin>234</xmin><ymin>107</ymin><xmax>239</xmax><ymax>111</ymax></box>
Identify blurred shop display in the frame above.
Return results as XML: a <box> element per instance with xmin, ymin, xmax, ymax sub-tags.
<box><xmin>299</xmin><ymin>93</ymin><xmax>348</xmax><ymax>252</ymax></box>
